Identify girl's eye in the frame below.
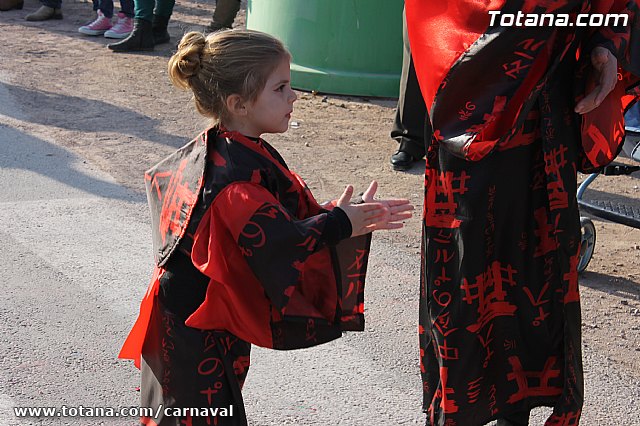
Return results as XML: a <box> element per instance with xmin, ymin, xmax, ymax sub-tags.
<box><xmin>276</xmin><ymin>85</ymin><xmax>285</xmax><ymax>92</ymax></box>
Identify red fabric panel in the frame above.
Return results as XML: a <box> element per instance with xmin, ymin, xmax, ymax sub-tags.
<box><xmin>118</xmin><ymin>266</ymin><xmax>163</xmax><ymax>368</ymax></box>
<box><xmin>581</xmin><ymin>76</ymin><xmax>627</xmax><ymax>168</ymax></box>
<box><xmin>405</xmin><ymin>0</ymin><xmax>506</xmax><ymax>112</ymax></box>
<box><xmin>580</xmin><ymin>0</ymin><xmax>639</xmax><ymax>169</ymax></box>
<box><xmin>187</xmin><ymin>182</ymin><xmax>275</xmax><ymax>347</ymax></box>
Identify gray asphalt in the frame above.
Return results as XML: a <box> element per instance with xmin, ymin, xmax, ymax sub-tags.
<box><xmin>1</xmin><ymin>84</ymin><xmax>639</xmax><ymax>426</ymax></box>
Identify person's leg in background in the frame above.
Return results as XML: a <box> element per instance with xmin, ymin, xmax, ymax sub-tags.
<box><xmin>150</xmin><ymin>0</ymin><xmax>175</xmax><ymax>44</ymax></box>
<box><xmin>0</xmin><ymin>0</ymin><xmax>23</xmax><ymax>12</ymax></box>
<box><xmin>205</xmin><ymin>0</ymin><xmax>241</xmax><ymax>32</ymax></box>
<box><xmin>390</xmin><ymin>8</ymin><xmax>427</xmax><ymax>171</ymax></box>
<box><xmin>107</xmin><ymin>0</ymin><xmax>155</xmax><ymax>51</ymax></box>
<box><xmin>104</xmin><ymin>0</ymin><xmax>134</xmax><ymax>39</ymax></box>
<box><xmin>78</xmin><ymin>0</ymin><xmax>113</xmax><ymax>36</ymax></box>
<box><xmin>25</xmin><ymin>0</ymin><xmax>62</xmax><ymax>21</ymax></box>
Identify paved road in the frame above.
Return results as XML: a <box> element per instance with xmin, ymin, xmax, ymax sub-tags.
<box><xmin>1</xmin><ymin>81</ymin><xmax>639</xmax><ymax>425</ymax></box>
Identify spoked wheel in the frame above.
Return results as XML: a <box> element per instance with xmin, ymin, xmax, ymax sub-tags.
<box><xmin>577</xmin><ymin>217</ymin><xmax>596</xmax><ymax>273</ymax></box>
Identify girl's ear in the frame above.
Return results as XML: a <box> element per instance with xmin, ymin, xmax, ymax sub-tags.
<box><xmin>225</xmin><ymin>94</ymin><xmax>247</xmax><ymax>116</ymax></box>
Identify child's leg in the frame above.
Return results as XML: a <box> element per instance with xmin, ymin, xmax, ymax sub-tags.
<box><xmin>118</xmin><ymin>0</ymin><xmax>133</xmax><ymax>18</ymax></box>
<box><xmin>107</xmin><ymin>0</ymin><xmax>153</xmax><ymax>51</ymax></box>
<box><xmin>152</xmin><ymin>0</ymin><xmax>174</xmax><ymax>20</ymax></box>
<box><xmin>148</xmin><ymin>0</ymin><xmax>174</xmax><ymax>44</ymax></box>
<box><xmin>79</xmin><ymin>0</ymin><xmax>113</xmax><ymax>35</ymax></box>
<box><xmin>133</xmin><ymin>0</ymin><xmax>153</xmax><ymax>22</ymax></box>
<box><xmin>97</xmin><ymin>0</ymin><xmax>114</xmax><ymax>18</ymax></box>
<box><xmin>206</xmin><ymin>0</ymin><xmax>241</xmax><ymax>32</ymax></box>
<box><xmin>140</xmin><ymin>299</ymin><xmax>251</xmax><ymax>425</ymax></box>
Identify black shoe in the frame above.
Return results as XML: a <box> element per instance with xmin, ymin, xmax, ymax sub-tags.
<box><xmin>108</xmin><ymin>18</ymin><xmax>154</xmax><ymax>52</ymax></box>
<box><xmin>390</xmin><ymin>150</ymin><xmax>418</xmax><ymax>171</ymax></box>
<box><xmin>152</xmin><ymin>14</ymin><xmax>170</xmax><ymax>45</ymax></box>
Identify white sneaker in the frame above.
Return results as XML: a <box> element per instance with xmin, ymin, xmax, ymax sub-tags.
<box><xmin>78</xmin><ymin>10</ymin><xmax>112</xmax><ymax>36</ymax></box>
<box><xmin>104</xmin><ymin>12</ymin><xmax>133</xmax><ymax>39</ymax></box>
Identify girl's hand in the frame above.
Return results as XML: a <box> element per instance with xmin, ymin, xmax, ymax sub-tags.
<box><xmin>575</xmin><ymin>46</ymin><xmax>618</xmax><ymax>115</ymax></box>
<box><xmin>361</xmin><ymin>181</ymin><xmax>414</xmax><ymax>231</ymax></box>
<box><xmin>336</xmin><ymin>181</ymin><xmax>414</xmax><ymax>237</ymax></box>
<box><xmin>336</xmin><ymin>185</ymin><xmax>387</xmax><ymax>237</ymax></box>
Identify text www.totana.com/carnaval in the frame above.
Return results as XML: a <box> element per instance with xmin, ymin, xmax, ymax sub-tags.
<box><xmin>13</xmin><ymin>404</ymin><xmax>235</xmax><ymax>418</ymax></box>
<box><xmin>489</xmin><ymin>11</ymin><xmax>629</xmax><ymax>27</ymax></box>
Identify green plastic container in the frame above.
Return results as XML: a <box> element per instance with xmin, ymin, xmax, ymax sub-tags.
<box><xmin>246</xmin><ymin>0</ymin><xmax>403</xmax><ymax>98</ymax></box>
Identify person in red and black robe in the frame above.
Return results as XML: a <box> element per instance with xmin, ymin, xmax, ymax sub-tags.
<box><xmin>405</xmin><ymin>1</ymin><xmax>639</xmax><ymax>425</ymax></box>
<box><xmin>118</xmin><ymin>30</ymin><xmax>413</xmax><ymax>426</ymax></box>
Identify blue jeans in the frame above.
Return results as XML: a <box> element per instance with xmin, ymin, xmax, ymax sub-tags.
<box><xmin>92</xmin><ymin>0</ymin><xmax>133</xmax><ymax>18</ymax></box>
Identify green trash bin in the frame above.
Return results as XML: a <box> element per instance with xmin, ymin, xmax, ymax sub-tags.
<box><xmin>246</xmin><ymin>0</ymin><xmax>403</xmax><ymax>98</ymax></box>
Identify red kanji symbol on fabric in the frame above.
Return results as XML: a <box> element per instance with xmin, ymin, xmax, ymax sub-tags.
<box><xmin>200</xmin><ymin>382</ymin><xmax>224</xmax><ymax>403</ymax></box>
<box><xmin>544</xmin><ymin>145</ymin><xmax>569</xmax><ymax>210</ymax></box>
<box><xmin>563</xmin><ymin>253</ymin><xmax>580</xmax><ymax>303</ymax></box>
<box><xmin>523</xmin><ymin>282</ymin><xmax>550</xmax><ymax>326</ymax></box>
<box><xmin>348</xmin><ymin>249</ymin><xmax>368</xmax><ymax>271</ymax></box>
<box><xmin>545</xmin><ymin>410</ymin><xmax>582</xmax><ymax>426</ymax></box>
<box><xmin>547</xmin><ymin>180</ymin><xmax>569</xmax><ymax>210</ymax></box>
<box><xmin>467</xmin><ymin>377</ymin><xmax>482</xmax><ymax>404</ymax></box>
<box><xmin>425</xmin><ymin>169</ymin><xmax>470</xmax><ymax>228</ymax></box>
<box><xmin>435</xmin><ymin>266</ymin><xmax>452</xmax><ymax>287</ymax></box>
<box><xmin>533</xmin><ymin>208</ymin><xmax>559</xmax><ymax>257</ymax></box>
<box><xmin>506</xmin><ymin>356</ymin><xmax>562</xmax><ymax>403</ymax></box>
<box><xmin>434</xmin><ymin>229</ymin><xmax>453</xmax><ymax>244</ymax></box>
<box><xmin>461</xmin><ymin>261</ymin><xmax>518</xmax><ymax>332</ymax></box>
<box><xmin>502</xmin><ymin>38</ymin><xmax>545</xmax><ymax>79</ymax></box>
<box><xmin>478</xmin><ymin>323</ymin><xmax>494</xmax><ymax>367</ymax></box>
<box><xmin>435</xmin><ymin>249</ymin><xmax>455</xmax><ymax>264</ymax></box>
<box><xmin>438</xmin><ymin>339</ymin><xmax>459</xmax><ymax>360</ymax></box>
<box><xmin>233</xmin><ymin>356</ymin><xmax>250</xmax><ymax>377</ymax></box>
<box><xmin>435</xmin><ymin>367</ymin><xmax>459</xmax><ymax>414</ymax></box>
<box><xmin>149</xmin><ymin>159</ymin><xmax>198</xmax><ymax>245</ymax></box>
<box><xmin>434</xmin><ymin>312</ymin><xmax>458</xmax><ymax>337</ymax></box>
<box><xmin>503</xmin><ymin>60</ymin><xmax>531</xmax><ymax>79</ymax></box>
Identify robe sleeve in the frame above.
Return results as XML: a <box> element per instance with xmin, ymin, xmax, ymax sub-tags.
<box><xmin>586</xmin><ymin>0</ymin><xmax>639</xmax><ymax>74</ymax></box>
<box><xmin>192</xmin><ymin>181</ymin><xmax>350</xmax><ymax>312</ymax></box>
<box><xmin>577</xmin><ymin>0</ymin><xmax>640</xmax><ymax>171</ymax></box>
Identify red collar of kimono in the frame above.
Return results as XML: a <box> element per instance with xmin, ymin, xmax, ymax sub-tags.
<box><xmin>215</xmin><ymin>126</ymin><xmax>306</xmax><ymax>195</ymax></box>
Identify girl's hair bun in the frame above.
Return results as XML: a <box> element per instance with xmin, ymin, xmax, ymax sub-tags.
<box><xmin>168</xmin><ymin>31</ymin><xmax>207</xmax><ymax>90</ymax></box>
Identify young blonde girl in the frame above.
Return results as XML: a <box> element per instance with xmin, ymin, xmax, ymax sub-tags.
<box><xmin>119</xmin><ymin>30</ymin><xmax>413</xmax><ymax>425</ymax></box>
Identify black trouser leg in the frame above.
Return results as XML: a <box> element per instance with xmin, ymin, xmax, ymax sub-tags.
<box><xmin>391</xmin><ymin>8</ymin><xmax>427</xmax><ymax>159</ymax></box>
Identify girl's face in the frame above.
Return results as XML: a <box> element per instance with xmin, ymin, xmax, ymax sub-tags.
<box><xmin>243</xmin><ymin>57</ymin><xmax>297</xmax><ymax>137</ymax></box>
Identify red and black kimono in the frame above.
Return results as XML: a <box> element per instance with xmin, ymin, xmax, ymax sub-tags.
<box><xmin>119</xmin><ymin>127</ymin><xmax>371</xmax><ymax>425</ymax></box>
<box><xmin>406</xmin><ymin>0</ymin><xmax>639</xmax><ymax>425</ymax></box>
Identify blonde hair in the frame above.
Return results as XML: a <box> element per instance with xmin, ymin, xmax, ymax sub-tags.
<box><xmin>168</xmin><ymin>30</ymin><xmax>290</xmax><ymax>123</ymax></box>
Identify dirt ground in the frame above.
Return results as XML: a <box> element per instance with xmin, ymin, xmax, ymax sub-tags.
<box><xmin>1</xmin><ymin>0</ymin><xmax>639</xmax><ymax>390</ymax></box>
